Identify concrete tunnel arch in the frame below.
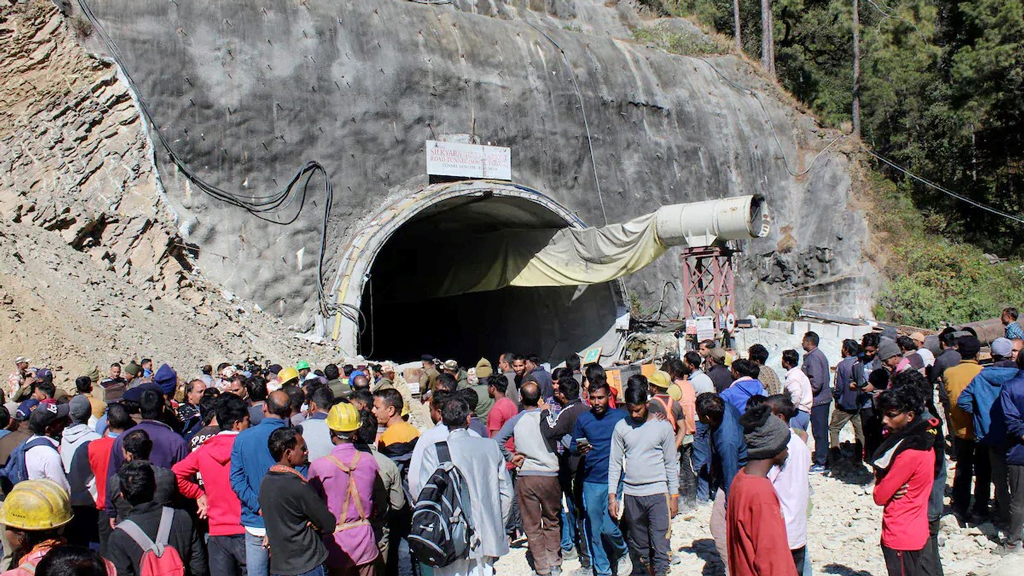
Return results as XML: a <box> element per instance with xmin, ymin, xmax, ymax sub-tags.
<box><xmin>326</xmin><ymin>180</ymin><xmax>629</xmax><ymax>365</ymax></box>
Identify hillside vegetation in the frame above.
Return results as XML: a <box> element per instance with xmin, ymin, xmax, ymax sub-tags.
<box><xmin>638</xmin><ymin>0</ymin><xmax>1023</xmax><ymax>327</ymax></box>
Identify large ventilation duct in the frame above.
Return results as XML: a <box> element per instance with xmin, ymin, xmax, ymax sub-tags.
<box><xmin>378</xmin><ymin>194</ymin><xmax>770</xmax><ymax>302</ymax></box>
<box><xmin>656</xmin><ymin>195</ymin><xmax>769</xmax><ymax>248</ymax></box>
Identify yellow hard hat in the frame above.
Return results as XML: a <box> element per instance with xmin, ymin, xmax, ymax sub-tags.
<box><xmin>0</xmin><ymin>479</ymin><xmax>73</xmax><ymax>530</ymax></box>
<box><xmin>278</xmin><ymin>366</ymin><xmax>300</xmax><ymax>385</ymax></box>
<box><xmin>326</xmin><ymin>402</ymin><xmax>361</xmax><ymax>432</ymax></box>
<box><xmin>648</xmin><ymin>370</ymin><xmax>672</xmax><ymax>390</ymax></box>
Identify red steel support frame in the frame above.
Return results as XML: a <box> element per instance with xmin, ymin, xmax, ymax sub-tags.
<box><xmin>681</xmin><ymin>245</ymin><xmax>736</xmax><ymax>330</ymax></box>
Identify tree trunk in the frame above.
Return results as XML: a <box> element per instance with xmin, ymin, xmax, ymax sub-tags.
<box><xmin>761</xmin><ymin>0</ymin><xmax>775</xmax><ymax>78</ymax></box>
<box><xmin>852</xmin><ymin>0</ymin><xmax>861</xmax><ymax>138</ymax></box>
<box><xmin>734</xmin><ymin>0</ymin><xmax>743</xmax><ymax>53</ymax></box>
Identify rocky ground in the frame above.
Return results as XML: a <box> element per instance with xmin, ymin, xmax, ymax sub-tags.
<box><xmin>488</xmin><ymin>453</ymin><xmax>1013</xmax><ymax>576</ymax></box>
<box><xmin>0</xmin><ymin>1</ymin><xmax>335</xmax><ymax>386</ymax></box>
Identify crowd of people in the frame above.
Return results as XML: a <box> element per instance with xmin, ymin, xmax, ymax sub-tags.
<box><xmin>1</xmin><ymin>313</ymin><xmax>1024</xmax><ymax>576</ymax></box>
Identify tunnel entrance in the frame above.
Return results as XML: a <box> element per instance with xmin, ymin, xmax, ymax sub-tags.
<box><xmin>354</xmin><ymin>189</ymin><xmax>624</xmax><ymax>365</ymax></box>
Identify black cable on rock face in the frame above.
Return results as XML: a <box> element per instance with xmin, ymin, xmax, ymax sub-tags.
<box><xmin>75</xmin><ymin>0</ymin><xmax>336</xmax><ymax>318</ymax></box>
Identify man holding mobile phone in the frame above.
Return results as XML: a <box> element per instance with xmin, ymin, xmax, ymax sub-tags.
<box><xmin>572</xmin><ymin>381</ymin><xmax>629</xmax><ymax>576</ymax></box>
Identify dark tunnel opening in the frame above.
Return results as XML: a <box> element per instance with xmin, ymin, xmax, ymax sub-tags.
<box><xmin>358</xmin><ymin>195</ymin><xmax>622</xmax><ymax>365</ymax></box>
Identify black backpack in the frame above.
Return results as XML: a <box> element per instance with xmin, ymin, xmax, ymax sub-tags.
<box><xmin>407</xmin><ymin>441</ymin><xmax>476</xmax><ymax>567</ymax></box>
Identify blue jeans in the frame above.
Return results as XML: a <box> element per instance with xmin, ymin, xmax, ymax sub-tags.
<box><xmin>209</xmin><ymin>534</ymin><xmax>246</xmax><ymax>576</ymax></box>
<box><xmin>693</xmin><ymin>421</ymin><xmax>711</xmax><ymax>502</ymax></box>
<box><xmin>273</xmin><ymin>566</ymin><xmax>324</xmax><ymax>576</ymax></box>
<box><xmin>244</xmin><ymin>531</ymin><xmax>269</xmax><ymax>576</ymax></box>
<box><xmin>561</xmin><ymin>507</ymin><xmax>575</xmax><ymax>551</ymax></box>
<box><xmin>791</xmin><ymin>410</ymin><xmax>810</xmax><ymax>431</ymax></box>
<box><xmin>582</xmin><ymin>482</ymin><xmax>627</xmax><ymax>576</ymax></box>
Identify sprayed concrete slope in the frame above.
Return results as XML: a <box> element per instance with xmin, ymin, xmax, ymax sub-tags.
<box><xmin>75</xmin><ymin>0</ymin><xmax>874</xmax><ymax>338</ymax></box>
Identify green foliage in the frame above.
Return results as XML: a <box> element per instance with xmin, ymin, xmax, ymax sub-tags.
<box><xmin>875</xmin><ymin>242</ymin><xmax>1019</xmax><ymax>327</ymax></box>
<box><xmin>632</xmin><ymin>23</ymin><xmax>730</xmax><ymax>55</ymax></box>
<box><xmin>642</xmin><ymin>0</ymin><xmax>1024</xmax><ymax>325</ymax></box>
<box><xmin>651</xmin><ymin>0</ymin><xmax>1024</xmax><ymax>256</ymax></box>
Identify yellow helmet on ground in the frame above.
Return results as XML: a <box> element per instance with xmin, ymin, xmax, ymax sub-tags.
<box><xmin>278</xmin><ymin>366</ymin><xmax>300</xmax><ymax>385</ymax></box>
<box><xmin>0</xmin><ymin>479</ymin><xmax>73</xmax><ymax>530</ymax></box>
<box><xmin>326</xmin><ymin>402</ymin><xmax>361</xmax><ymax>432</ymax></box>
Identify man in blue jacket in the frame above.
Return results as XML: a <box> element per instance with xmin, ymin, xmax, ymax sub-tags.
<box><xmin>229</xmin><ymin>390</ymin><xmax>293</xmax><ymax>576</ymax></box>
<box><xmin>830</xmin><ymin>339</ymin><xmax>867</xmax><ymax>465</ymax></box>
<box><xmin>720</xmin><ymin>359</ymin><xmax>764</xmax><ymax>413</ymax></box>
<box><xmin>999</xmin><ymin>353</ymin><xmax>1024</xmax><ymax>555</ymax></box>
<box><xmin>959</xmin><ymin>337</ymin><xmax>1019</xmax><ymax>527</ymax></box>
<box><xmin>696</xmin><ymin>392</ymin><xmax>748</xmax><ymax>571</ymax></box>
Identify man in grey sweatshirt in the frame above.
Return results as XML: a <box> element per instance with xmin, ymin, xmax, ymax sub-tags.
<box><xmin>608</xmin><ymin>386</ymin><xmax>679</xmax><ymax>576</ymax></box>
<box><xmin>495</xmin><ymin>382</ymin><xmax>562</xmax><ymax>576</ymax></box>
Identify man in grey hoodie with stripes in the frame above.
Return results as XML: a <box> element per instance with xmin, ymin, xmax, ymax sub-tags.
<box><xmin>608</xmin><ymin>385</ymin><xmax>679</xmax><ymax>576</ymax></box>
<box><xmin>495</xmin><ymin>382</ymin><xmax>563</xmax><ymax>576</ymax></box>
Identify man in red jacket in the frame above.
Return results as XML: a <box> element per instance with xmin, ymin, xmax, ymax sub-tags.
<box><xmin>86</xmin><ymin>403</ymin><xmax>134</xmax><ymax>557</ymax></box>
<box><xmin>727</xmin><ymin>403</ymin><xmax>796</xmax><ymax>576</ymax></box>
<box><xmin>173</xmin><ymin>394</ymin><xmax>251</xmax><ymax>576</ymax></box>
<box><xmin>871</xmin><ymin>385</ymin><xmax>940</xmax><ymax>576</ymax></box>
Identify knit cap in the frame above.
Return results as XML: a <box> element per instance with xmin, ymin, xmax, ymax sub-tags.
<box><xmin>739</xmin><ymin>404</ymin><xmax>790</xmax><ymax>460</ymax></box>
<box><xmin>69</xmin><ymin>395</ymin><xmax>91</xmax><ymax>424</ymax></box>
<box><xmin>877</xmin><ymin>340</ymin><xmax>901</xmax><ymax>361</ymax></box>
<box><xmin>124</xmin><ymin>361</ymin><xmax>141</xmax><ymax>377</ymax></box>
<box><xmin>153</xmin><ymin>364</ymin><xmax>178</xmax><ymax>395</ymax></box>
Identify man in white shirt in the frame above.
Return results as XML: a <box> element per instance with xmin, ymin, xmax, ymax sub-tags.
<box><xmin>764</xmin><ymin>395</ymin><xmax>812</xmax><ymax>573</ymax></box>
<box><xmin>408</xmin><ymin>390</ymin><xmax>480</xmax><ymax>499</ymax></box>
<box><xmin>25</xmin><ymin>402</ymin><xmax>71</xmax><ymax>492</ymax></box>
<box><xmin>782</xmin><ymin>350</ymin><xmax>813</xmax><ymax>433</ymax></box>
<box><xmin>910</xmin><ymin>332</ymin><xmax>935</xmax><ymax>367</ymax></box>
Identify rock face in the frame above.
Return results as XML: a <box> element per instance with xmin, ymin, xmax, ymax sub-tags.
<box><xmin>0</xmin><ymin>1</ymin><xmax>325</xmax><ymax>381</ymax></box>
<box><xmin>73</xmin><ymin>0</ymin><xmax>875</xmax><ymax>345</ymax></box>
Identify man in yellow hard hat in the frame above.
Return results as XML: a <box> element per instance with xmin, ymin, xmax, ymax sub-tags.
<box><xmin>0</xmin><ymin>479</ymin><xmax>113</xmax><ymax>575</ymax></box>
<box><xmin>308</xmin><ymin>403</ymin><xmax>382</xmax><ymax>575</ymax></box>
<box><xmin>277</xmin><ymin>366</ymin><xmax>300</xmax><ymax>389</ymax></box>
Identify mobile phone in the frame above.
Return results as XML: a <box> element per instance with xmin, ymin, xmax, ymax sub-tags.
<box><xmin>577</xmin><ymin>438</ymin><xmax>590</xmax><ymax>448</ymax></box>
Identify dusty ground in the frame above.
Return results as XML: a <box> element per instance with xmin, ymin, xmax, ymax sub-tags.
<box><xmin>488</xmin><ymin>456</ymin><xmax>1011</xmax><ymax>576</ymax></box>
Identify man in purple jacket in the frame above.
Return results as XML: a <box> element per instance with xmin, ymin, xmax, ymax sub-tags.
<box><xmin>107</xmin><ymin>389</ymin><xmax>188</xmax><ymax>482</ymax></box>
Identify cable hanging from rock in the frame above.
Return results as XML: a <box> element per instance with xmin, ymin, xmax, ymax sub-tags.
<box><xmin>75</xmin><ymin>0</ymin><xmax>337</xmax><ymax>318</ymax></box>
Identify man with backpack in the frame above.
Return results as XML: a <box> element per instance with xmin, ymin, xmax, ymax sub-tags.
<box><xmin>21</xmin><ymin>401</ymin><xmax>71</xmax><ymax>491</ymax></box>
<box><xmin>106</xmin><ymin>460</ymin><xmax>207</xmax><ymax>576</ymax></box>
<box><xmin>308</xmin><ymin>402</ymin><xmax>382</xmax><ymax>576</ymax></box>
<box><xmin>414</xmin><ymin>395</ymin><xmax>512</xmax><ymax>576</ymax></box>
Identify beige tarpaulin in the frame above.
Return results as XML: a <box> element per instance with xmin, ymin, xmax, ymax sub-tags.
<box><xmin>383</xmin><ymin>213</ymin><xmax>665</xmax><ymax>302</ymax></box>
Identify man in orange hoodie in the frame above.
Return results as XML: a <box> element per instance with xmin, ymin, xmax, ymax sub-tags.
<box><xmin>173</xmin><ymin>394</ymin><xmax>251</xmax><ymax>576</ymax></box>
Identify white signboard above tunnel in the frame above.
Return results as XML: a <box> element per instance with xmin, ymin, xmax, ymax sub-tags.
<box><xmin>426</xmin><ymin>140</ymin><xmax>512</xmax><ymax>181</ymax></box>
